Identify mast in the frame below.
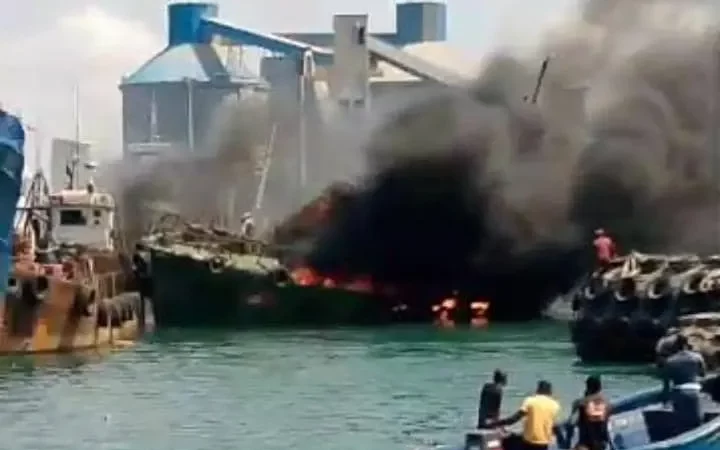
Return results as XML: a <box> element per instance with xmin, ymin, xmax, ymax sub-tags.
<box><xmin>67</xmin><ymin>84</ymin><xmax>81</xmax><ymax>190</ymax></box>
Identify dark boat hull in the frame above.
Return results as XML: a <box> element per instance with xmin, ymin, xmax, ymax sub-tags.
<box><xmin>569</xmin><ymin>252</ymin><xmax>720</xmax><ymax>363</ymax></box>
<box><xmin>149</xmin><ymin>250</ymin><xmax>392</xmax><ymax>328</ymax></box>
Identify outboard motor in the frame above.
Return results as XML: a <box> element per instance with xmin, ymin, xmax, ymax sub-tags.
<box><xmin>464</xmin><ymin>429</ymin><xmax>508</xmax><ymax>450</ymax></box>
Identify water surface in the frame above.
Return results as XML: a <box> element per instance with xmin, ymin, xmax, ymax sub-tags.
<box><xmin>0</xmin><ymin>323</ymin><xmax>655</xmax><ymax>450</ymax></box>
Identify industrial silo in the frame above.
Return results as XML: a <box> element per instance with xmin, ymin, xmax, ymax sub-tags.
<box><xmin>119</xmin><ymin>3</ymin><xmax>268</xmax><ymax>162</ymax></box>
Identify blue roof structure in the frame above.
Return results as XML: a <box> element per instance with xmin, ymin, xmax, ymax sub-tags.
<box><xmin>120</xmin><ymin>43</ymin><xmax>265</xmax><ymax>86</ymax></box>
<box><xmin>121</xmin><ymin>1</ymin><xmax>448</xmax><ymax>87</ymax></box>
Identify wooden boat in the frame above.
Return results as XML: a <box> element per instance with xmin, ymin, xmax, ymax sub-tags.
<box><xmin>462</xmin><ymin>374</ymin><xmax>720</xmax><ymax>450</ymax></box>
<box><xmin>1</xmin><ymin>170</ymin><xmax>152</xmax><ymax>354</ymax></box>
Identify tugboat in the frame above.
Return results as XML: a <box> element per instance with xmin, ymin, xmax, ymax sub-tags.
<box><xmin>1</xmin><ymin>159</ymin><xmax>152</xmax><ymax>353</ymax></box>
<box><xmin>570</xmin><ymin>251</ymin><xmax>720</xmax><ymax>363</ymax></box>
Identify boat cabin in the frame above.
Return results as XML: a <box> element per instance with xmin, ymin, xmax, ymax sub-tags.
<box><xmin>48</xmin><ymin>182</ymin><xmax>116</xmax><ymax>250</ymax></box>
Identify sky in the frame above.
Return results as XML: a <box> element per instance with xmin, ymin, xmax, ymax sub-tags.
<box><xmin>0</xmin><ymin>0</ymin><xmax>578</xmax><ymax>169</ymax></box>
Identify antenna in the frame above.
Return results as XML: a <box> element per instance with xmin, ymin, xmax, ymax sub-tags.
<box><xmin>530</xmin><ymin>56</ymin><xmax>551</xmax><ymax>104</ymax></box>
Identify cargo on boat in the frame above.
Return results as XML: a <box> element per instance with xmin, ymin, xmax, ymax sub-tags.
<box><xmin>144</xmin><ymin>214</ymin><xmax>396</xmax><ymax>328</ymax></box>
<box><xmin>656</xmin><ymin>312</ymin><xmax>720</xmax><ymax>372</ymax></box>
<box><xmin>1</xmin><ymin>170</ymin><xmax>152</xmax><ymax>354</ymax></box>
<box><xmin>144</xmin><ymin>182</ymin><xmax>492</xmax><ymax>328</ymax></box>
<box><xmin>570</xmin><ymin>251</ymin><xmax>720</xmax><ymax>363</ymax></box>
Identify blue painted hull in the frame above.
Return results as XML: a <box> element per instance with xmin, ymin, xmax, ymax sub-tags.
<box><xmin>598</xmin><ymin>378</ymin><xmax>720</xmax><ymax>450</ymax></box>
<box><xmin>0</xmin><ymin>123</ymin><xmax>25</xmax><ymax>297</ymax></box>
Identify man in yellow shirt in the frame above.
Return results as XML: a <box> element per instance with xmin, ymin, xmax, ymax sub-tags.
<box><xmin>492</xmin><ymin>380</ymin><xmax>562</xmax><ymax>450</ymax></box>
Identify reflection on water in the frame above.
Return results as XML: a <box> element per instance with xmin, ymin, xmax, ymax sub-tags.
<box><xmin>0</xmin><ymin>323</ymin><xmax>656</xmax><ymax>450</ymax></box>
<box><xmin>0</xmin><ymin>347</ymin><xmax>125</xmax><ymax>382</ymax></box>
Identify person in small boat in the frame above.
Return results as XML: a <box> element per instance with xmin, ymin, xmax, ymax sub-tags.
<box><xmin>492</xmin><ymin>380</ymin><xmax>561</xmax><ymax>450</ymax></box>
<box><xmin>477</xmin><ymin>369</ymin><xmax>508</xmax><ymax>428</ymax></box>
<box><xmin>592</xmin><ymin>229</ymin><xmax>616</xmax><ymax>270</ymax></box>
<box><xmin>661</xmin><ymin>334</ymin><xmax>706</xmax><ymax>432</ymax></box>
<box><xmin>565</xmin><ymin>375</ymin><xmax>610</xmax><ymax>450</ymax></box>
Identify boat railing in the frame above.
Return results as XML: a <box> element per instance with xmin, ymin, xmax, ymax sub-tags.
<box><xmin>94</xmin><ymin>271</ymin><xmax>125</xmax><ymax>299</ymax></box>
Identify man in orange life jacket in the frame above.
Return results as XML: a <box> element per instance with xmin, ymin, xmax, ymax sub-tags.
<box><xmin>566</xmin><ymin>375</ymin><xmax>610</xmax><ymax>450</ymax></box>
<box><xmin>593</xmin><ymin>229</ymin><xmax>616</xmax><ymax>270</ymax></box>
<box><xmin>493</xmin><ymin>380</ymin><xmax>561</xmax><ymax>450</ymax></box>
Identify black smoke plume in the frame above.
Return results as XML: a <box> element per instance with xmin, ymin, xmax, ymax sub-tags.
<box><xmin>307</xmin><ymin>0</ymin><xmax>720</xmax><ymax>319</ymax></box>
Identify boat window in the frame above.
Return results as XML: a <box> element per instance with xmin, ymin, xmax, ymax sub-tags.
<box><xmin>59</xmin><ymin>209</ymin><xmax>87</xmax><ymax>226</ymax></box>
<box><xmin>93</xmin><ymin>209</ymin><xmax>102</xmax><ymax>218</ymax></box>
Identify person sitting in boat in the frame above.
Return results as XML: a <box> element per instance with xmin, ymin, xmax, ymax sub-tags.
<box><xmin>477</xmin><ymin>369</ymin><xmax>508</xmax><ymax>429</ymax></box>
<box><xmin>492</xmin><ymin>380</ymin><xmax>562</xmax><ymax>450</ymax></box>
<box><xmin>592</xmin><ymin>229</ymin><xmax>616</xmax><ymax>270</ymax></box>
<box><xmin>661</xmin><ymin>334</ymin><xmax>706</xmax><ymax>433</ymax></box>
<box><xmin>565</xmin><ymin>375</ymin><xmax>610</xmax><ymax>450</ymax></box>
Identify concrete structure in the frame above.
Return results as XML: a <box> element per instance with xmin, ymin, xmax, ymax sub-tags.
<box><xmin>50</xmin><ymin>138</ymin><xmax>91</xmax><ymax>193</ymax></box>
<box><xmin>279</xmin><ymin>2</ymin><xmax>448</xmax><ymax>48</ymax></box>
<box><xmin>120</xmin><ymin>2</ymin><xmax>470</xmax><ymax>160</ymax></box>
<box><xmin>120</xmin><ymin>3</ymin><xmax>269</xmax><ymax>159</ymax></box>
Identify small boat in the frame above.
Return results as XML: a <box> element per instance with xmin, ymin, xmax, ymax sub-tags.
<box><xmin>462</xmin><ymin>374</ymin><xmax>720</xmax><ymax>450</ymax></box>
<box><xmin>1</xmin><ymin>167</ymin><xmax>153</xmax><ymax>354</ymax></box>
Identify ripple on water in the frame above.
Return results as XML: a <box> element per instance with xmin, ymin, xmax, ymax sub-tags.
<box><xmin>0</xmin><ymin>323</ymin><xmax>654</xmax><ymax>450</ymax></box>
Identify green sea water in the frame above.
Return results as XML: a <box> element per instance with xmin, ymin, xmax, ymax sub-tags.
<box><xmin>0</xmin><ymin>323</ymin><xmax>655</xmax><ymax>450</ymax></box>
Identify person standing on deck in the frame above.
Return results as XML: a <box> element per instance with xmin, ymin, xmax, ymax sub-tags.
<box><xmin>592</xmin><ymin>229</ymin><xmax>616</xmax><ymax>270</ymax></box>
<box><xmin>661</xmin><ymin>334</ymin><xmax>706</xmax><ymax>433</ymax></box>
<box><xmin>478</xmin><ymin>369</ymin><xmax>508</xmax><ymax>428</ymax></box>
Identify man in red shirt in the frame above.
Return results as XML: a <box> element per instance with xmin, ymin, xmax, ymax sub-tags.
<box><xmin>593</xmin><ymin>229</ymin><xmax>617</xmax><ymax>269</ymax></box>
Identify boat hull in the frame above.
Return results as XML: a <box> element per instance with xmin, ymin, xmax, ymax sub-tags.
<box><xmin>0</xmin><ymin>138</ymin><xmax>24</xmax><ymax>296</ymax></box>
<box><xmin>0</xmin><ymin>249</ymin><xmax>153</xmax><ymax>354</ymax></box>
<box><xmin>149</xmin><ymin>249</ymin><xmax>391</xmax><ymax>327</ymax></box>
<box><xmin>569</xmin><ymin>253</ymin><xmax>720</xmax><ymax>363</ymax></box>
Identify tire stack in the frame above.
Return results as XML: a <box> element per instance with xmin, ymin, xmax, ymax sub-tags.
<box><xmin>570</xmin><ymin>252</ymin><xmax>720</xmax><ymax>363</ymax></box>
<box><xmin>656</xmin><ymin>313</ymin><xmax>720</xmax><ymax>371</ymax></box>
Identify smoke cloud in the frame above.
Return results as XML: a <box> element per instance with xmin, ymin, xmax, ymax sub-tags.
<box><xmin>305</xmin><ymin>0</ymin><xmax>720</xmax><ymax>318</ymax></box>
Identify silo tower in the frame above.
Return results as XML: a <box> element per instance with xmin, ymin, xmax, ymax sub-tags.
<box><xmin>119</xmin><ymin>3</ymin><xmax>268</xmax><ymax>162</ymax></box>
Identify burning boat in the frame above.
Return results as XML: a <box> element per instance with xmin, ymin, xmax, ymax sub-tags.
<box><xmin>144</xmin><ymin>212</ymin><xmax>397</xmax><ymax>328</ymax></box>
<box><xmin>143</xmin><ymin>181</ymin><xmax>491</xmax><ymax>328</ymax></box>
<box><xmin>1</xmin><ymin>170</ymin><xmax>152</xmax><ymax>354</ymax></box>
<box><xmin>570</xmin><ymin>251</ymin><xmax>720</xmax><ymax>363</ymax></box>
